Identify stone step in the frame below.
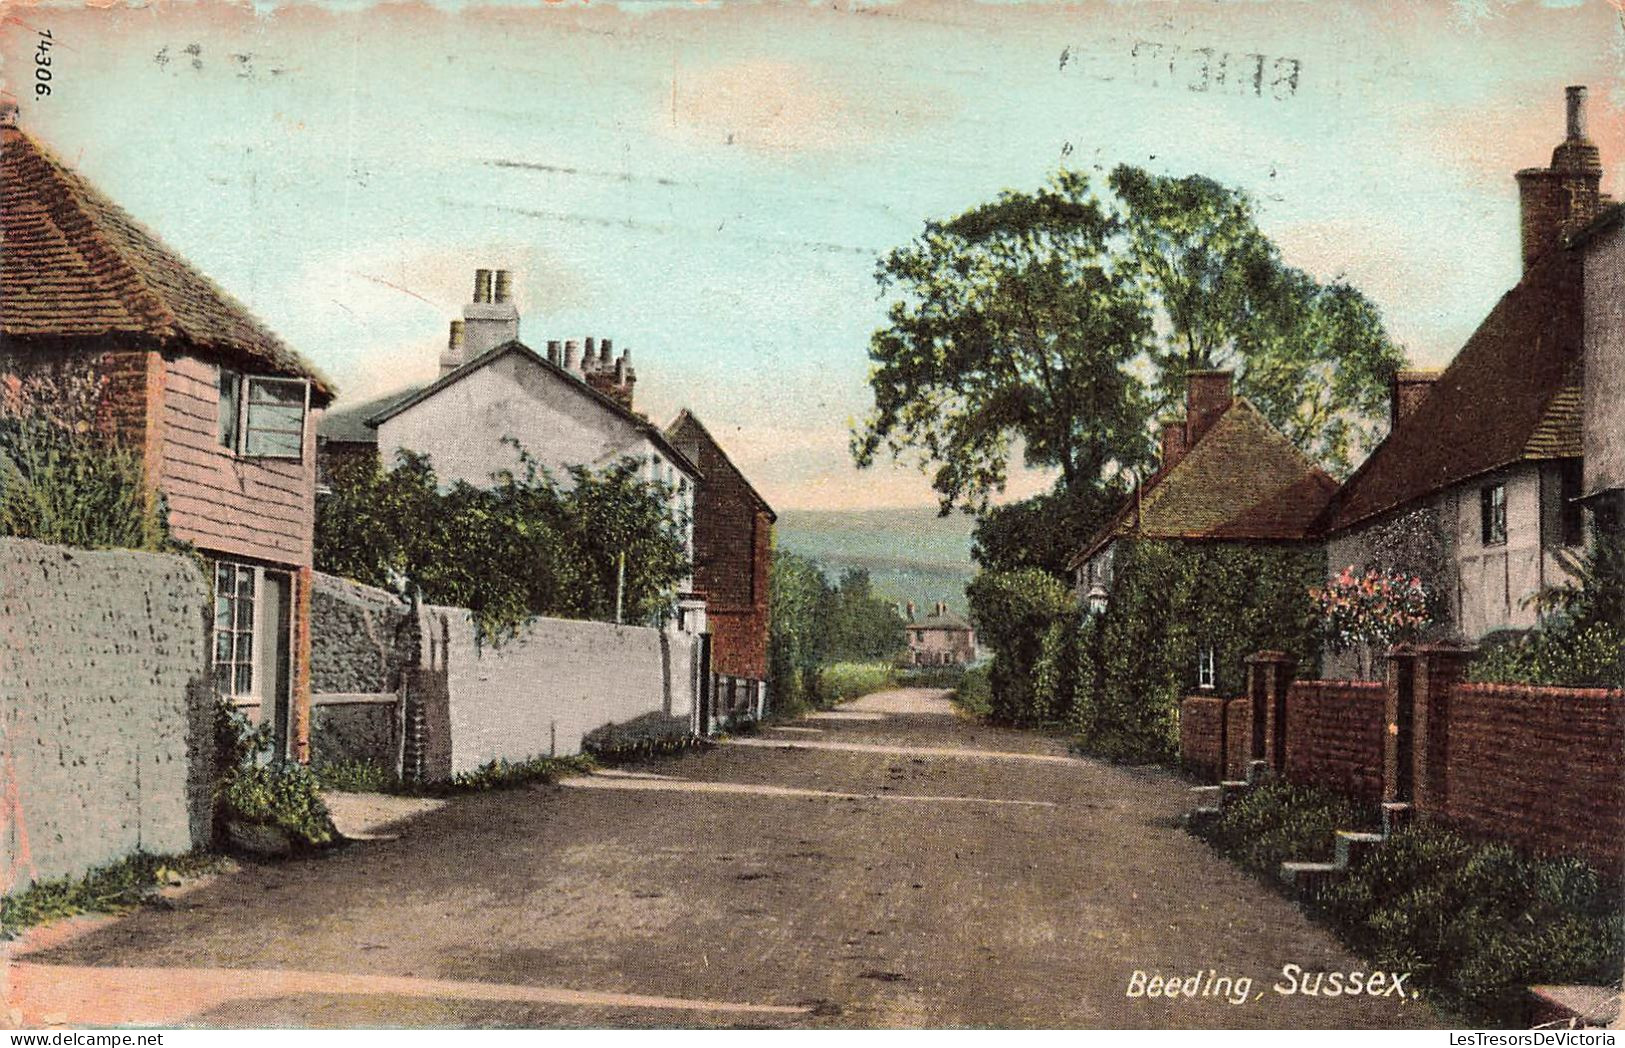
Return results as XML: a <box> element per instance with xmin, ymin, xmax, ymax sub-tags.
<box><xmin>1335</xmin><ymin>830</ymin><xmax>1387</xmax><ymax>868</ymax></box>
<box><xmin>1381</xmin><ymin>802</ymin><xmax>1413</xmax><ymax>838</ymax></box>
<box><xmin>1279</xmin><ymin>860</ymin><xmax>1342</xmax><ymax>892</ymax></box>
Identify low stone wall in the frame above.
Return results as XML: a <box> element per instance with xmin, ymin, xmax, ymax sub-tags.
<box><xmin>426</xmin><ymin>608</ymin><xmax>702</xmax><ymax>778</ymax></box>
<box><xmin>1282</xmin><ymin>680</ymin><xmax>1386</xmax><ymax>802</ymax></box>
<box><xmin>0</xmin><ymin>538</ymin><xmax>212</xmax><ymax>893</ymax></box>
<box><xmin>1444</xmin><ymin>682</ymin><xmax>1624</xmax><ymax>870</ymax></box>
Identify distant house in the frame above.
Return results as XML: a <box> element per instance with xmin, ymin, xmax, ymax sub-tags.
<box><xmin>0</xmin><ymin>121</ymin><xmax>335</xmax><ymax>761</ymax></box>
<box><xmin>904</xmin><ymin>601</ymin><xmax>977</xmax><ymax>667</ymax></box>
<box><xmin>316</xmin><ymin>269</ymin><xmax>706</xmax><ymax>627</ymax></box>
<box><xmin>1318</xmin><ymin>86</ymin><xmax>1614</xmax><ymax>662</ymax></box>
<box><xmin>666</xmin><ymin>410</ymin><xmax>776</xmax><ymax>684</ymax></box>
<box><xmin>1069</xmin><ymin>370</ymin><xmax>1336</xmax><ymax>689</ymax></box>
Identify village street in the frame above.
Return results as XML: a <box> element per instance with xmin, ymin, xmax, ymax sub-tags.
<box><xmin>7</xmin><ymin>690</ymin><xmax>1439</xmax><ymax>1030</ymax></box>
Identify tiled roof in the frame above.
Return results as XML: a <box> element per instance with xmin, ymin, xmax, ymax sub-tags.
<box><xmin>317</xmin><ymin>386</ymin><xmax>425</xmax><ymax>444</ymax></box>
<box><xmin>666</xmin><ymin>409</ymin><xmax>777</xmax><ymax>521</ymax></box>
<box><xmin>912</xmin><ymin>608</ymin><xmax>973</xmax><ymax>632</ymax></box>
<box><xmin>1</xmin><ymin>126</ymin><xmax>334</xmax><ymax>402</ymax></box>
<box><xmin>359</xmin><ymin>340</ymin><xmax>703</xmax><ymax>481</ymax></box>
<box><xmin>1071</xmin><ymin>399</ymin><xmax>1337</xmax><ymax>567</ymax></box>
<box><xmin>1321</xmin><ymin>252</ymin><xmax>1584</xmax><ymax>532</ymax></box>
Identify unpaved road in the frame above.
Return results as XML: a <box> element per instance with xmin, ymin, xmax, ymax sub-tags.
<box><xmin>5</xmin><ymin>688</ymin><xmax>1440</xmax><ymax>1029</ymax></box>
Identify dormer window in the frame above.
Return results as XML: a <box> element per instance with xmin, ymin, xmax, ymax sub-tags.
<box><xmin>219</xmin><ymin>370</ymin><xmax>309</xmax><ymax>460</ymax></box>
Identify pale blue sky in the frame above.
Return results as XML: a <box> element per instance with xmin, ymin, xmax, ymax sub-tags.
<box><xmin>5</xmin><ymin>0</ymin><xmax>1620</xmax><ymax>508</ymax></box>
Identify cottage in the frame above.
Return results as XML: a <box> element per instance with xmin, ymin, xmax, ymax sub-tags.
<box><xmin>665</xmin><ymin>410</ymin><xmax>777</xmax><ymax>688</ymax></box>
<box><xmin>1318</xmin><ymin>86</ymin><xmax>1614</xmax><ymax>661</ymax></box>
<box><xmin>0</xmin><ymin>120</ymin><xmax>335</xmax><ymax>761</ymax></box>
<box><xmin>1069</xmin><ymin>370</ymin><xmax>1336</xmax><ymax>689</ymax></box>
<box><xmin>316</xmin><ymin>270</ymin><xmax>706</xmax><ymax>627</ymax></box>
<box><xmin>904</xmin><ymin>601</ymin><xmax>977</xmax><ymax>667</ymax></box>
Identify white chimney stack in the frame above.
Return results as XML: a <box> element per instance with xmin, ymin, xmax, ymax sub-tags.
<box><xmin>461</xmin><ymin>267</ymin><xmax>519</xmax><ymax>357</ymax></box>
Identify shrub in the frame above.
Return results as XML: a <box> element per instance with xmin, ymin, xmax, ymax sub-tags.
<box><xmin>1197</xmin><ymin>784</ymin><xmax>1625</xmax><ymax>1026</ymax></box>
<box><xmin>215</xmin><ymin>702</ymin><xmax>337</xmax><ymax>850</ymax></box>
<box><xmin>584</xmin><ymin>714</ymin><xmax>703</xmax><ymax>763</ymax></box>
<box><xmin>896</xmin><ymin>664</ymin><xmax>967</xmax><ymax>689</ymax></box>
<box><xmin>812</xmin><ymin>661</ymin><xmax>897</xmax><ymax>706</ymax></box>
<box><xmin>1195</xmin><ymin>782</ymin><xmax>1369</xmax><ymax>874</ymax></box>
<box><xmin>447</xmin><ymin>754</ymin><xmax>597</xmax><ymax>792</ymax></box>
<box><xmin>1468</xmin><ymin>621</ymin><xmax>1623</xmax><ymax>688</ymax></box>
<box><xmin>954</xmin><ymin>663</ymin><xmax>993</xmax><ymax>717</ymax></box>
<box><xmin>1315</xmin><ymin>824</ymin><xmax>1624</xmax><ymax>1026</ymax></box>
<box><xmin>966</xmin><ymin>568</ymin><xmax>1074</xmax><ymax>724</ymax></box>
<box><xmin>0</xmin><ymin>415</ymin><xmax>173</xmax><ymax>551</ymax></box>
<box><xmin>313</xmin><ymin>759</ymin><xmax>399</xmax><ymax>794</ymax></box>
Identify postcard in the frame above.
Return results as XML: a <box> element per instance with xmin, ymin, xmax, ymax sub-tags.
<box><xmin>0</xmin><ymin>0</ymin><xmax>1621</xmax><ymax>1034</ymax></box>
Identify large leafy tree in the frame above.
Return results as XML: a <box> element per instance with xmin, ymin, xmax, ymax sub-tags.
<box><xmin>1110</xmin><ymin>165</ymin><xmax>1405</xmax><ymax>476</ymax></box>
<box><xmin>852</xmin><ymin>170</ymin><xmax>1153</xmax><ymax>514</ymax></box>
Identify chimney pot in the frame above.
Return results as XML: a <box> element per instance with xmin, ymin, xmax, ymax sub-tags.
<box><xmin>493</xmin><ymin>269</ymin><xmax>512</xmax><ymax>304</ymax></box>
<box><xmin>547</xmin><ymin>339</ymin><xmax>562</xmax><ymax>366</ymax></box>
<box><xmin>448</xmin><ymin>319</ymin><xmax>465</xmax><ymax>350</ymax></box>
<box><xmin>906</xmin><ymin>601</ymin><xmax>917</xmax><ymax>622</ymax></box>
<box><xmin>473</xmin><ymin>269</ymin><xmax>493</xmax><ymax>304</ymax></box>
<box><xmin>1567</xmin><ymin>85</ymin><xmax>1588</xmax><ymax>141</ymax></box>
<box><xmin>564</xmin><ymin>339</ymin><xmax>580</xmax><ymax>371</ymax></box>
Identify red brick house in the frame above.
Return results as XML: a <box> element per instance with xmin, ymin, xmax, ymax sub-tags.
<box><xmin>904</xmin><ymin>601</ymin><xmax>977</xmax><ymax>667</ymax></box>
<box><xmin>1</xmin><ymin>122</ymin><xmax>335</xmax><ymax>761</ymax></box>
<box><xmin>665</xmin><ymin>410</ymin><xmax>776</xmax><ymax>683</ymax></box>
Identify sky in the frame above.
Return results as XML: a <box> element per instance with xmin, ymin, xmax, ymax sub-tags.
<box><xmin>2</xmin><ymin>0</ymin><xmax>1621</xmax><ymax>510</ymax></box>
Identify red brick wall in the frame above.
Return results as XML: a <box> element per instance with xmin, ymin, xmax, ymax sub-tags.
<box><xmin>1224</xmin><ymin>697</ymin><xmax>1253</xmax><ymax>780</ymax></box>
<box><xmin>1282</xmin><ymin>680</ymin><xmax>1387</xmax><ymax>802</ymax></box>
<box><xmin>671</xmin><ymin>417</ymin><xmax>773</xmax><ymax>680</ymax></box>
<box><xmin>1180</xmin><ymin>695</ymin><xmax>1225</xmax><ymax>779</ymax></box>
<box><xmin>1441</xmin><ymin>682</ymin><xmax>1625</xmax><ymax>870</ymax></box>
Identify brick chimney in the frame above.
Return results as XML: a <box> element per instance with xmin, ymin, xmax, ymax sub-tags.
<box><xmin>1390</xmin><ymin>369</ymin><xmax>1440</xmax><ymax>428</ymax></box>
<box><xmin>906</xmin><ymin>601</ymin><xmax>917</xmax><ymax>622</ymax></box>
<box><xmin>584</xmin><ymin>338</ymin><xmax>637</xmax><ymax>410</ymax></box>
<box><xmin>438</xmin><ymin>320</ymin><xmax>466</xmax><ymax>376</ymax></box>
<box><xmin>1159</xmin><ymin>419</ymin><xmax>1189</xmax><ymax>471</ymax></box>
<box><xmin>1516</xmin><ymin>86</ymin><xmax>1604</xmax><ymax>272</ymax></box>
<box><xmin>461</xmin><ymin>268</ymin><xmax>520</xmax><ymax>357</ymax></box>
<box><xmin>1185</xmin><ymin>370</ymin><xmax>1233</xmax><ymax>445</ymax></box>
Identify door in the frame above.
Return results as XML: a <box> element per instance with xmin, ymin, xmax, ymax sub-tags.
<box><xmin>253</xmin><ymin>569</ymin><xmax>293</xmax><ymax>760</ymax></box>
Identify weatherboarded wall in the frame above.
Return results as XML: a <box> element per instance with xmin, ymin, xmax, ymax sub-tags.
<box><xmin>0</xmin><ymin>538</ymin><xmax>212</xmax><ymax>893</ymax></box>
<box><xmin>431</xmin><ymin>608</ymin><xmax>700</xmax><ymax>776</ymax></box>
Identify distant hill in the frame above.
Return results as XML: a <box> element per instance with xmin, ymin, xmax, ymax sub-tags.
<box><xmin>773</xmin><ymin>508</ymin><xmax>977</xmax><ymax>616</ymax></box>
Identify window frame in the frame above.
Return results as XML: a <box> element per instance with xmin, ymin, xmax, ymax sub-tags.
<box><xmin>1558</xmin><ymin>460</ymin><xmax>1584</xmax><ymax>548</ymax></box>
<box><xmin>212</xmin><ymin>561</ymin><xmax>257</xmax><ymax>699</ymax></box>
<box><xmin>1197</xmin><ymin>645</ymin><xmax>1217</xmax><ymax>691</ymax></box>
<box><xmin>218</xmin><ymin>369</ymin><xmax>310</xmax><ymax>461</ymax></box>
<box><xmin>1481</xmin><ymin>483</ymin><xmax>1508</xmax><ymax>546</ymax></box>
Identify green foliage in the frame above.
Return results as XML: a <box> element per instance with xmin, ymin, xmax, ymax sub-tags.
<box><xmin>313</xmin><ymin>759</ymin><xmax>398</xmax><ymax>794</ymax></box>
<box><xmin>853</xmin><ymin>168</ymin><xmax>1153</xmax><ymax>513</ymax></box>
<box><xmin>768</xmin><ymin>550</ymin><xmax>906</xmax><ymax>708</ymax></box>
<box><xmin>1109</xmin><ymin>166</ymin><xmax>1404</xmax><ymax>478</ymax></box>
<box><xmin>1529</xmin><ymin>530</ymin><xmax>1625</xmax><ymax>632</ymax></box>
<box><xmin>970</xmin><ymin>483</ymin><xmax>1125</xmax><ymax>576</ymax></box>
<box><xmin>1196</xmin><ymin>782</ymin><xmax>1370</xmax><ymax>874</ymax></box>
<box><xmin>953</xmin><ymin>663</ymin><xmax>993</xmax><ymax>717</ymax></box>
<box><xmin>1198</xmin><ymin>784</ymin><xmax>1625</xmax><ymax>1025</ymax></box>
<box><xmin>854</xmin><ymin>165</ymin><xmax>1403</xmax><ymax>520</ymax></box>
<box><xmin>583</xmin><ymin>714</ymin><xmax>703</xmax><ymax>763</ymax></box>
<box><xmin>317</xmin><ymin>445</ymin><xmax>690</xmax><ymax>638</ymax></box>
<box><xmin>447</xmin><ymin>754</ymin><xmax>597</xmax><ymax>793</ymax></box>
<box><xmin>0</xmin><ymin>415</ymin><xmax>173</xmax><ymax>552</ymax></box>
<box><xmin>1315</xmin><ymin>825</ymin><xmax>1624</xmax><ymax>1026</ymax></box>
<box><xmin>896</xmin><ymin>664</ymin><xmax>968</xmax><ymax>689</ymax></box>
<box><xmin>1468</xmin><ymin>621</ymin><xmax>1623</xmax><ymax>688</ymax></box>
<box><xmin>215</xmin><ymin>702</ymin><xmax>337</xmax><ymax>849</ymax></box>
<box><xmin>966</xmin><ymin>568</ymin><xmax>1074</xmax><ymax>725</ymax></box>
<box><xmin>1</xmin><ymin>851</ymin><xmax>222</xmax><ymax>935</ymax></box>
<box><xmin>812</xmin><ymin>662</ymin><xmax>898</xmax><ymax>706</ymax></box>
